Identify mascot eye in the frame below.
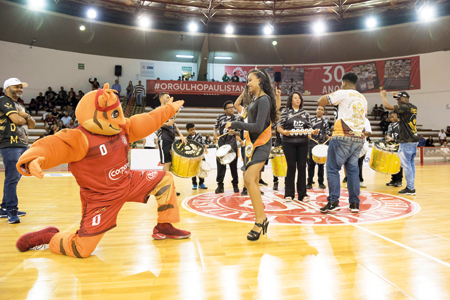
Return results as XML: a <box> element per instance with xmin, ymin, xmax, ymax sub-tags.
<box><xmin>111</xmin><ymin>110</ymin><xmax>120</xmax><ymax>119</ymax></box>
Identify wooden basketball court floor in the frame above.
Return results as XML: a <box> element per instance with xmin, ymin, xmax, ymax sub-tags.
<box><xmin>1</xmin><ymin>164</ymin><xmax>450</xmax><ymax>300</ymax></box>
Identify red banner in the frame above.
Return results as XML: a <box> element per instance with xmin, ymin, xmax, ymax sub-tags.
<box><xmin>146</xmin><ymin>80</ymin><xmax>246</xmax><ymax>96</ymax></box>
<box><xmin>226</xmin><ymin>56</ymin><xmax>420</xmax><ymax>96</ymax></box>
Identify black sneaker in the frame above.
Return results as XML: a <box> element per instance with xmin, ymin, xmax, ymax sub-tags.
<box><xmin>0</xmin><ymin>208</ymin><xmax>26</xmax><ymax>218</ymax></box>
<box><xmin>233</xmin><ymin>185</ymin><xmax>240</xmax><ymax>193</ymax></box>
<box><xmin>241</xmin><ymin>187</ymin><xmax>248</xmax><ymax>196</ymax></box>
<box><xmin>320</xmin><ymin>201</ymin><xmax>340</xmax><ymax>213</ymax></box>
<box><xmin>349</xmin><ymin>203</ymin><xmax>360</xmax><ymax>213</ymax></box>
<box><xmin>342</xmin><ymin>177</ymin><xmax>347</xmax><ymax>183</ymax></box>
<box><xmin>215</xmin><ymin>185</ymin><xmax>224</xmax><ymax>194</ymax></box>
<box><xmin>386</xmin><ymin>181</ymin><xmax>395</xmax><ymax>186</ymax></box>
<box><xmin>306</xmin><ymin>183</ymin><xmax>313</xmax><ymax>189</ymax></box>
<box><xmin>398</xmin><ymin>188</ymin><xmax>416</xmax><ymax>195</ymax></box>
<box><xmin>273</xmin><ymin>183</ymin><xmax>278</xmax><ymax>191</ymax></box>
<box><xmin>319</xmin><ymin>183</ymin><xmax>327</xmax><ymax>189</ymax></box>
<box><xmin>7</xmin><ymin>210</ymin><xmax>20</xmax><ymax>224</ymax></box>
<box><xmin>394</xmin><ymin>182</ymin><xmax>402</xmax><ymax>187</ymax></box>
<box><xmin>259</xmin><ymin>179</ymin><xmax>268</xmax><ymax>186</ymax></box>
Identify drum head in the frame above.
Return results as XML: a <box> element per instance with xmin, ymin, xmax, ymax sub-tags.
<box><xmin>217</xmin><ymin>144</ymin><xmax>232</xmax><ymax>156</ymax></box>
<box><xmin>201</xmin><ymin>161</ymin><xmax>212</xmax><ymax>171</ymax></box>
<box><xmin>312</xmin><ymin>145</ymin><xmax>328</xmax><ymax>157</ymax></box>
<box><xmin>172</xmin><ymin>139</ymin><xmax>204</xmax><ymax>158</ymax></box>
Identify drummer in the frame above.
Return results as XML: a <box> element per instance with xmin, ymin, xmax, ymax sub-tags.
<box><xmin>381</xmin><ymin>90</ymin><xmax>419</xmax><ymax>195</ymax></box>
<box><xmin>213</xmin><ymin>100</ymin><xmax>243</xmax><ymax>194</ymax></box>
<box><xmin>277</xmin><ymin>92</ymin><xmax>319</xmax><ymax>202</ymax></box>
<box><xmin>186</xmin><ymin>123</ymin><xmax>208</xmax><ymax>190</ymax></box>
<box><xmin>307</xmin><ymin>105</ymin><xmax>330</xmax><ymax>190</ymax></box>
<box><xmin>157</xmin><ymin>92</ymin><xmax>187</xmax><ymax>196</ymax></box>
<box><xmin>385</xmin><ymin>112</ymin><xmax>403</xmax><ymax>187</ymax></box>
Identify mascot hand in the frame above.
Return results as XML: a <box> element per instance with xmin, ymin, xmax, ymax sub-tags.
<box><xmin>28</xmin><ymin>157</ymin><xmax>46</xmax><ymax>179</ymax></box>
<box><xmin>168</xmin><ymin>97</ymin><xmax>184</xmax><ymax>112</ymax></box>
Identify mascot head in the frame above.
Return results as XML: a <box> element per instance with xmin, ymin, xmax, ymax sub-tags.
<box><xmin>75</xmin><ymin>83</ymin><xmax>126</xmax><ymax>135</ymax></box>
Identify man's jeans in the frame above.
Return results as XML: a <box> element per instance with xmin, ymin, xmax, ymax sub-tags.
<box><xmin>397</xmin><ymin>143</ymin><xmax>418</xmax><ymax>190</ymax></box>
<box><xmin>0</xmin><ymin>147</ymin><xmax>27</xmax><ymax>211</ymax></box>
<box><xmin>326</xmin><ymin>137</ymin><xmax>364</xmax><ymax>204</ymax></box>
<box><xmin>136</xmin><ymin>93</ymin><xmax>144</xmax><ymax>105</ymax></box>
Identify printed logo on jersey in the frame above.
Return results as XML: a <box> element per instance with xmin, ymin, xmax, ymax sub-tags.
<box><xmin>105</xmin><ymin>161</ymin><xmax>129</xmax><ymax>184</ymax></box>
<box><xmin>182</xmin><ymin>188</ymin><xmax>420</xmax><ymax>226</ymax></box>
<box><xmin>146</xmin><ymin>171</ymin><xmax>159</xmax><ymax>181</ymax></box>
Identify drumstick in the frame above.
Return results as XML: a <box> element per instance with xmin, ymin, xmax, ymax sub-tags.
<box><xmin>172</xmin><ymin>106</ymin><xmax>184</xmax><ymax>121</ymax></box>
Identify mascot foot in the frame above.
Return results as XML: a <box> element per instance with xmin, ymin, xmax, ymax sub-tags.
<box><xmin>16</xmin><ymin>226</ymin><xmax>60</xmax><ymax>252</ymax></box>
<box><xmin>152</xmin><ymin>223</ymin><xmax>191</xmax><ymax>240</ymax></box>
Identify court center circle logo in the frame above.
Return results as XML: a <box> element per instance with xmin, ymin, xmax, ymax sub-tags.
<box><xmin>182</xmin><ymin>188</ymin><xmax>420</xmax><ymax>225</ymax></box>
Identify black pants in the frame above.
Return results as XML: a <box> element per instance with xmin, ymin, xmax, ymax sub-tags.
<box><xmin>391</xmin><ymin>167</ymin><xmax>403</xmax><ymax>183</ymax></box>
<box><xmin>307</xmin><ymin>143</ymin><xmax>324</xmax><ymax>185</ymax></box>
<box><xmin>216</xmin><ymin>157</ymin><xmax>238</xmax><ymax>186</ymax></box>
<box><xmin>192</xmin><ymin>176</ymin><xmax>205</xmax><ymax>185</ymax></box>
<box><xmin>358</xmin><ymin>155</ymin><xmax>365</xmax><ymax>182</ymax></box>
<box><xmin>282</xmin><ymin>141</ymin><xmax>308</xmax><ymax>199</ymax></box>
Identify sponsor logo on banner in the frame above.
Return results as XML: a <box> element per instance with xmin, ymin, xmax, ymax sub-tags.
<box><xmin>105</xmin><ymin>161</ymin><xmax>129</xmax><ymax>184</ymax></box>
<box><xmin>140</xmin><ymin>62</ymin><xmax>155</xmax><ymax>77</ymax></box>
<box><xmin>182</xmin><ymin>188</ymin><xmax>420</xmax><ymax>226</ymax></box>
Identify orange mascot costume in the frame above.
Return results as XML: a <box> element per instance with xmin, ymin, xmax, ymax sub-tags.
<box><xmin>15</xmin><ymin>84</ymin><xmax>190</xmax><ymax>258</ymax></box>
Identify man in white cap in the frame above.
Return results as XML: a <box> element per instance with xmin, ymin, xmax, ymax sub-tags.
<box><xmin>0</xmin><ymin>78</ymin><xmax>36</xmax><ymax>223</ymax></box>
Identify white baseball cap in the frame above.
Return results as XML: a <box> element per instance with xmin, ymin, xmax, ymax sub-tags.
<box><xmin>3</xmin><ymin>78</ymin><xmax>28</xmax><ymax>90</ymax></box>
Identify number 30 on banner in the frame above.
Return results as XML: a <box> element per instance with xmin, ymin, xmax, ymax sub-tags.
<box><xmin>322</xmin><ymin>65</ymin><xmax>346</xmax><ymax>94</ymax></box>
<box><xmin>322</xmin><ymin>65</ymin><xmax>345</xmax><ymax>83</ymax></box>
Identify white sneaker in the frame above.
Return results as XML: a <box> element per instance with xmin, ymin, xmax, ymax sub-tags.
<box><xmin>360</xmin><ymin>182</ymin><xmax>367</xmax><ymax>188</ymax></box>
<box><xmin>284</xmin><ymin>197</ymin><xmax>292</xmax><ymax>203</ymax></box>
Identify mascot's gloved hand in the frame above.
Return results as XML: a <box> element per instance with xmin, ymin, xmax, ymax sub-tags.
<box><xmin>28</xmin><ymin>157</ymin><xmax>46</xmax><ymax>179</ymax></box>
<box><xmin>168</xmin><ymin>97</ymin><xmax>184</xmax><ymax>112</ymax></box>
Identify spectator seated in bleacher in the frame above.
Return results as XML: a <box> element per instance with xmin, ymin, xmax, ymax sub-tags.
<box><xmin>66</xmin><ymin>119</ymin><xmax>77</xmax><ymax>129</ymax></box>
<box><xmin>439</xmin><ymin>129</ymin><xmax>447</xmax><ymax>146</ymax></box>
<box><xmin>45</xmin><ymin>87</ymin><xmax>56</xmax><ymax>99</ymax></box>
<box><xmin>372</xmin><ymin>104</ymin><xmax>382</xmax><ymax>119</ymax></box>
<box><xmin>418</xmin><ymin>135</ymin><xmax>426</xmax><ymax>147</ymax></box>
<box><xmin>56</xmin><ymin>91</ymin><xmax>68</xmax><ymax>108</ymax></box>
<box><xmin>67</xmin><ymin>92</ymin><xmax>78</xmax><ymax>108</ymax></box>
<box><xmin>28</xmin><ymin>98</ymin><xmax>39</xmax><ymax>115</ymax></box>
<box><xmin>46</xmin><ymin>93</ymin><xmax>56</xmax><ymax>106</ymax></box>
<box><xmin>44</xmin><ymin>114</ymin><xmax>57</xmax><ymax>133</ymax></box>
<box><xmin>57</xmin><ymin>120</ymin><xmax>65</xmax><ymax>131</ymax></box>
<box><xmin>78</xmin><ymin>90</ymin><xmax>85</xmax><ymax>99</ymax></box>
<box><xmin>66</xmin><ymin>105</ymin><xmax>75</xmax><ymax>119</ymax></box>
<box><xmin>59</xmin><ymin>86</ymin><xmax>67</xmax><ymax>99</ymax></box>
<box><xmin>378</xmin><ymin>114</ymin><xmax>391</xmax><ymax>135</ymax></box>
<box><xmin>36</xmin><ymin>92</ymin><xmax>45</xmax><ymax>109</ymax></box>
<box><xmin>426</xmin><ymin>136</ymin><xmax>435</xmax><ymax>147</ymax></box>
<box><xmin>69</xmin><ymin>87</ymin><xmax>76</xmax><ymax>96</ymax></box>
<box><xmin>61</xmin><ymin>111</ymin><xmax>72</xmax><ymax>126</ymax></box>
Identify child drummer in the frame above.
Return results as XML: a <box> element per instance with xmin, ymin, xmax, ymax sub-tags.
<box><xmin>186</xmin><ymin>123</ymin><xmax>208</xmax><ymax>190</ymax></box>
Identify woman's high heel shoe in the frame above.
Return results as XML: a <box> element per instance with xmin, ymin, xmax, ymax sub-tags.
<box><xmin>247</xmin><ymin>218</ymin><xmax>269</xmax><ymax>241</ymax></box>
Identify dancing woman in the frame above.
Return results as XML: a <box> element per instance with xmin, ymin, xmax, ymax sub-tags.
<box><xmin>277</xmin><ymin>92</ymin><xmax>319</xmax><ymax>202</ymax></box>
<box><xmin>225</xmin><ymin>69</ymin><xmax>278</xmax><ymax>241</ymax></box>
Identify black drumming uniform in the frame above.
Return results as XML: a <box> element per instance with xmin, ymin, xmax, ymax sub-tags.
<box><xmin>307</xmin><ymin>116</ymin><xmax>330</xmax><ymax>186</ymax></box>
<box><xmin>386</xmin><ymin>121</ymin><xmax>403</xmax><ymax>183</ymax></box>
<box><xmin>157</xmin><ymin>112</ymin><xmax>176</xmax><ymax>164</ymax></box>
<box><xmin>273</xmin><ymin>122</ymin><xmax>284</xmax><ymax>185</ymax></box>
<box><xmin>230</xmin><ymin>95</ymin><xmax>272</xmax><ymax>169</ymax></box>
<box><xmin>215</xmin><ymin>113</ymin><xmax>240</xmax><ymax>187</ymax></box>
<box><xmin>278</xmin><ymin>107</ymin><xmax>311</xmax><ymax>200</ymax></box>
<box><xmin>187</xmin><ymin>132</ymin><xmax>205</xmax><ymax>186</ymax></box>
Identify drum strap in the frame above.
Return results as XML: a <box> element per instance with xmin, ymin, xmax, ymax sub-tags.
<box><xmin>244</xmin><ymin>122</ymin><xmax>272</xmax><ymax>162</ymax></box>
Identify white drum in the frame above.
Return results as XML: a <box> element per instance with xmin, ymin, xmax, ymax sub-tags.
<box><xmin>197</xmin><ymin>161</ymin><xmax>212</xmax><ymax>178</ymax></box>
<box><xmin>312</xmin><ymin>144</ymin><xmax>328</xmax><ymax>164</ymax></box>
<box><xmin>216</xmin><ymin>144</ymin><xmax>236</xmax><ymax>165</ymax></box>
